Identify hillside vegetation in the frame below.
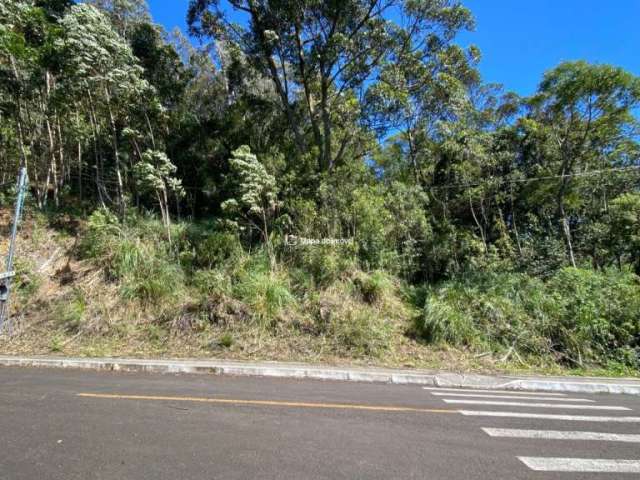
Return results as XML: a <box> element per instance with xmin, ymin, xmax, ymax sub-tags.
<box><xmin>0</xmin><ymin>0</ymin><xmax>639</xmax><ymax>375</ymax></box>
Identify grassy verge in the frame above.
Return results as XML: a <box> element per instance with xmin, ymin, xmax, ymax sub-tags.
<box><xmin>0</xmin><ymin>208</ymin><xmax>638</xmax><ymax>378</ymax></box>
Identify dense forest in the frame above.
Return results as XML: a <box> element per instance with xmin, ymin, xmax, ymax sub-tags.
<box><xmin>1</xmin><ymin>0</ymin><xmax>639</xmax><ymax>372</ymax></box>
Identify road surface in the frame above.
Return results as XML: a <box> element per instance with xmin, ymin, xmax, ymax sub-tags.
<box><xmin>1</xmin><ymin>366</ymin><xmax>640</xmax><ymax>479</ymax></box>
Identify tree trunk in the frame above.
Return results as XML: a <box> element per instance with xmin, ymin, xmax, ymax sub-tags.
<box><xmin>105</xmin><ymin>86</ymin><xmax>125</xmax><ymax>214</ymax></box>
<box><xmin>320</xmin><ymin>76</ymin><xmax>333</xmax><ymax>172</ymax></box>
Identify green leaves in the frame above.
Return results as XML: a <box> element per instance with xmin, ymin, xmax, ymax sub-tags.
<box><xmin>222</xmin><ymin>145</ymin><xmax>278</xmax><ymax>224</ymax></box>
<box><xmin>134</xmin><ymin>149</ymin><xmax>184</xmax><ymax>197</ymax></box>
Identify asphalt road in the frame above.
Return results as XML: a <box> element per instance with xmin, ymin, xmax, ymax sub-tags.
<box><xmin>1</xmin><ymin>367</ymin><xmax>640</xmax><ymax>479</ymax></box>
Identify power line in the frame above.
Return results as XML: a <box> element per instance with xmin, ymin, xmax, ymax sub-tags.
<box><xmin>426</xmin><ymin>165</ymin><xmax>640</xmax><ymax>192</ymax></box>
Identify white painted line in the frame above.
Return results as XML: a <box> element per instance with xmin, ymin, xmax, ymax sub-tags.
<box><xmin>432</xmin><ymin>392</ymin><xmax>594</xmax><ymax>402</ymax></box>
<box><xmin>518</xmin><ymin>457</ymin><xmax>640</xmax><ymax>473</ymax></box>
<box><xmin>460</xmin><ymin>410</ymin><xmax>640</xmax><ymax>422</ymax></box>
<box><xmin>483</xmin><ymin>428</ymin><xmax>640</xmax><ymax>443</ymax></box>
<box><xmin>443</xmin><ymin>399</ymin><xmax>629</xmax><ymax>410</ymax></box>
<box><xmin>422</xmin><ymin>387</ymin><xmax>566</xmax><ymax>396</ymax></box>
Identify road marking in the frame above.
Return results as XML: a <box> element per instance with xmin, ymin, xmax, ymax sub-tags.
<box><xmin>483</xmin><ymin>428</ymin><xmax>640</xmax><ymax>443</ymax></box>
<box><xmin>518</xmin><ymin>457</ymin><xmax>640</xmax><ymax>473</ymax></box>
<box><xmin>77</xmin><ymin>393</ymin><xmax>456</xmax><ymax>414</ymax></box>
<box><xmin>432</xmin><ymin>392</ymin><xmax>594</xmax><ymax>402</ymax></box>
<box><xmin>422</xmin><ymin>387</ymin><xmax>566</xmax><ymax>396</ymax></box>
<box><xmin>443</xmin><ymin>399</ymin><xmax>629</xmax><ymax>410</ymax></box>
<box><xmin>460</xmin><ymin>410</ymin><xmax>640</xmax><ymax>422</ymax></box>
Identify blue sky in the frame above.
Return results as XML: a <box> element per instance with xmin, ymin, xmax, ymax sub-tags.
<box><xmin>147</xmin><ymin>0</ymin><xmax>640</xmax><ymax>97</ymax></box>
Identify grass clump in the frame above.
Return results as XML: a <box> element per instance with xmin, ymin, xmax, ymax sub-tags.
<box><xmin>80</xmin><ymin>209</ymin><xmax>186</xmax><ymax>303</ymax></box>
<box><xmin>311</xmin><ymin>276</ymin><xmax>404</xmax><ymax>357</ymax></box>
<box><xmin>353</xmin><ymin>270</ymin><xmax>395</xmax><ymax>304</ymax></box>
<box><xmin>233</xmin><ymin>264</ymin><xmax>295</xmax><ymax>327</ymax></box>
<box><xmin>218</xmin><ymin>332</ymin><xmax>234</xmax><ymax>348</ymax></box>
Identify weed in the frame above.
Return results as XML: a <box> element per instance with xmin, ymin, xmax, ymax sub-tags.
<box><xmin>49</xmin><ymin>335</ymin><xmax>64</xmax><ymax>352</ymax></box>
<box><xmin>54</xmin><ymin>289</ymin><xmax>87</xmax><ymax>334</ymax></box>
<box><xmin>219</xmin><ymin>333</ymin><xmax>234</xmax><ymax>348</ymax></box>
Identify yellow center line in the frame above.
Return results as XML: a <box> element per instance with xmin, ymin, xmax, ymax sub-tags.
<box><xmin>77</xmin><ymin>393</ymin><xmax>455</xmax><ymax>414</ymax></box>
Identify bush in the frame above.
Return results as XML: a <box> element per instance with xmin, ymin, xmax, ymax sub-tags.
<box><xmin>415</xmin><ymin>268</ymin><xmax>640</xmax><ymax>368</ymax></box>
<box><xmin>80</xmin><ymin>209</ymin><xmax>186</xmax><ymax>303</ymax></box>
<box><xmin>328</xmin><ymin>304</ymin><xmax>394</xmax><ymax>357</ymax></box>
<box><xmin>547</xmin><ymin>268</ymin><xmax>640</xmax><ymax>367</ymax></box>
<box><xmin>292</xmin><ymin>245</ymin><xmax>357</xmax><ymax>287</ymax></box>
<box><xmin>184</xmin><ymin>226</ymin><xmax>243</xmax><ymax>270</ymax></box>
<box><xmin>191</xmin><ymin>269</ymin><xmax>233</xmax><ymax>296</ymax></box>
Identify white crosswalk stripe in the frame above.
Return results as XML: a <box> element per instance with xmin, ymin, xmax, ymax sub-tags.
<box><xmin>459</xmin><ymin>410</ymin><xmax>640</xmax><ymax>422</ymax></box>
<box><xmin>483</xmin><ymin>428</ymin><xmax>640</xmax><ymax>443</ymax></box>
<box><xmin>422</xmin><ymin>386</ymin><xmax>567</xmax><ymax>396</ymax></box>
<box><xmin>443</xmin><ymin>399</ymin><xmax>629</xmax><ymax>410</ymax></box>
<box><xmin>427</xmin><ymin>385</ymin><xmax>638</xmax><ymax>474</ymax></box>
<box><xmin>518</xmin><ymin>457</ymin><xmax>640</xmax><ymax>473</ymax></box>
<box><xmin>432</xmin><ymin>392</ymin><xmax>595</xmax><ymax>402</ymax></box>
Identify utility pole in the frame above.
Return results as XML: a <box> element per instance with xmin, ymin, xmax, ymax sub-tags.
<box><xmin>0</xmin><ymin>167</ymin><xmax>28</xmax><ymax>334</ymax></box>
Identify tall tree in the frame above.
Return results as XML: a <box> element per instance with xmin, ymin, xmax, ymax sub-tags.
<box><xmin>187</xmin><ymin>0</ymin><xmax>475</xmax><ymax>174</ymax></box>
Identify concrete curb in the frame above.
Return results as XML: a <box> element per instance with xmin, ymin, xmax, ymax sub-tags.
<box><xmin>1</xmin><ymin>355</ymin><xmax>639</xmax><ymax>395</ymax></box>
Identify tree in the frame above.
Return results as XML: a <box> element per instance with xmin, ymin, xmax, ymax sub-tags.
<box><xmin>57</xmin><ymin>3</ymin><xmax>153</xmax><ymax>210</ymax></box>
<box><xmin>86</xmin><ymin>0</ymin><xmax>150</xmax><ymax>39</ymax></box>
<box><xmin>525</xmin><ymin>62</ymin><xmax>640</xmax><ymax>266</ymax></box>
<box><xmin>608</xmin><ymin>193</ymin><xmax>640</xmax><ymax>274</ymax></box>
<box><xmin>222</xmin><ymin>145</ymin><xmax>279</xmax><ymax>263</ymax></box>
<box><xmin>133</xmin><ymin>149</ymin><xmax>184</xmax><ymax>239</ymax></box>
<box><xmin>187</xmin><ymin>0</ymin><xmax>475</xmax><ymax>175</ymax></box>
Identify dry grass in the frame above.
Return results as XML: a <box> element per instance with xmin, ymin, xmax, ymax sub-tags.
<box><xmin>0</xmin><ymin>208</ymin><xmax>636</xmax><ymax>378</ymax></box>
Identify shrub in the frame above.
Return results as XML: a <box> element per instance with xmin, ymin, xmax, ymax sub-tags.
<box><xmin>292</xmin><ymin>245</ymin><xmax>357</xmax><ymax>287</ymax></box>
<box><xmin>80</xmin><ymin>209</ymin><xmax>186</xmax><ymax>303</ymax></box>
<box><xmin>185</xmin><ymin>227</ymin><xmax>243</xmax><ymax>270</ymax></box>
<box><xmin>328</xmin><ymin>304</ymin><xmax>394</xmax><ymax>357</ymax></box>
<box><xmin>312</xmin><ymin>281</ymin><xmax>396</xmax><ymax>357</ymax></box>
<box><xmin>415</xmin><ymin>268</ymin><xmax>640</xmax><ymax>368</ymax></box>
<box><xmin>420</xmin><ymin>296</ymin><xmax>478</xmax><ymax>346</ymax></box>
<box><xmin>191</xmin><ymin>269</ymin><xmax>233</xmax><ymax>296</ymax></box>
<box><xmin>546</xmin><ymin>268</ymin><xmax>640</xmax><ymax>367</ymax></box>
<box><xmin>218</xmin><ymin>333</ymin><xmax>234</xmax><ymax>348</ymax></box>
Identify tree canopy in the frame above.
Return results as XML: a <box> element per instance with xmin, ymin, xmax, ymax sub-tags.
<box><xmin>1</xmin><ymin>0</ymin><xmax>639</xmax><ymax>279</ymax></box>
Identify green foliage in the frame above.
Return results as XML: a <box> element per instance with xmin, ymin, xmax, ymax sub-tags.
<box><xmin>218</xmin><ymin>332</ymin><xmax>234</xmax><ymax>348</ymax></box>
<box><xmin>2</xmin><ymin>0</ymin><xmax>640</xmax><ymax>373</ymax></box>
<box><xmin>327</xmin><ymin>304</ymin><xmax>394</xmax><ymax>357</ymax></box>
<box><xmin>291</xmin><ymin>245</ymin><xmax>357</xmax><ymax>288</ymax></box>
<box><xmin>354</xmin><ymin>270</ymin><xmax>394</xmax><ymax>304</ymax></box>
<box><xmin>233</xmin><ymin>265</ymin><xmax>295</xmax><ymax>326</ymax></box>
<box><xmin>80</xmin><ymin>209</ymin><xmax>185</xmax><ymax>303</ymax></box>
<box><xmin>189</xmin><ymin>230</ymin><xmax>243</xmax><ymax>270</ymax></box>
<box><xmin>311</xmin><ymin>279</ymin><xmax>398</xmax><ymax>357</ymax></box>
<box><xmin>13</xmin><ymin>257</ymin><xmax>42</xmax><ymax>300</ymax></box>
<box><xmin>607</xmin><ymin>192</ymin><xmax>640</xmax><ymax>273</ymax></box>
<box><xmin>416</xmin><ymin>268</ymin><xmax>640</xmax><ymax>368</ymax></box>
<box><xmin>134</xmin><ymin>149</ymin><xmax>184</xmax><ymax>197</ymax></box>
<box><xmin>222</xmin><ymin>146</ymin><xmax>279</xmax><ymax>238</ymax></box>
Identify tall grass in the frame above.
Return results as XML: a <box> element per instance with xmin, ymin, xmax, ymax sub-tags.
<box><xmin>80</xmin><ymin>209</ymin><xmax>186</xmax><ymax>303</ymax></box>
<box><xmin>415</xmin><ymin>268</ymin><xmax>640</xmax><ymax>368</ymax></box>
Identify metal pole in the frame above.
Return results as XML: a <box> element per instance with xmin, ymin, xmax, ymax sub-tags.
<box><xmin>0</xmin><ymin>167</ymin><xmax>28</xmax><ymax>332</ymax></box>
